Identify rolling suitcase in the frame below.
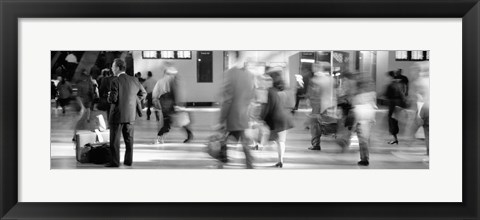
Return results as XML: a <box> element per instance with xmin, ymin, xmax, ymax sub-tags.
<box><xmin>75</xmin><ymin>129</ymin><xmax>109</xmax><ymax>162</ymax></box>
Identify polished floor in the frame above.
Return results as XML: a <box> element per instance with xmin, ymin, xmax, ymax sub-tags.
<box><xmin>51</xmin><ymin>103</ymin><xmax>429</xmax><ymax>169</ymax></box>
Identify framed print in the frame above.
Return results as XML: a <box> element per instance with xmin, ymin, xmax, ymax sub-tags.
<box><xmin>1</xmin><ymin>0</ymin><xmax>479</xmax><ymax>219</ymax></box>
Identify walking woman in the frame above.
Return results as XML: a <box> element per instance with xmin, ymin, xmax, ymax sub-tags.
<box><xmin>56</xmin><ymin>75</ymin><xmax>73</xmax><ymax>114</ymax></box>
<box><xmin>260</xmin><ymin>68</ymin><xmax>294</xmax><ymax>168</ymax></box>
<box><xmin>385</xmin><ymin>71</ymin><xmax>406</xmax><ymax>145</ymax></box>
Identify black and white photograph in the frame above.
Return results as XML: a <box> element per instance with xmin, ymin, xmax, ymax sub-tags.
<box><xmin>50</xmin><ymin>50</ymin><xmax>430</xmax><ymax>169</ymax></box>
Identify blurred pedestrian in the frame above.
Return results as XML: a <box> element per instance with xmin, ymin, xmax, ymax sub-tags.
<box><xmin>135</xmin><ymin>72</ymin><xmax>146</xmax><ymax>83</ymax></box>
<box><xmin>291</xmin><ymin>73</ymin><xmax>306</xmax><ymax>114</ymax></box>
<box><xmin>72</xmin><ymin>69</ymin><xmax>95</xmax><ymax>141</ymax></box>
<box><xmin>98</xmin><ymin>68</ymin><xmax>114</xmax><ymax>119</ymax></box>
<box><xmin>152</xmin><ymin>66</ymin><xmax>193</xmax><ymax>144</ymax></box>
<box><xmin>216</xmin><ymin>51</ymin><xmax>255</xmax><ymax>168</ymax></box>
<box><xmin>143</xmin><ymin>71</ymin><xmax>160</xmax><ymax>121</ymax></box>
<box><xmin>76</xmin><ymin>69</ymin><xmax>95</xmax><ymax>121</ymax></box>
<box><xmin>56</xmin><ymin>75</ymin><xmax>73</xmax><ymax>114</ymax></box>
<box><xmin>307</xmin><ymin>62</ymin><xmax>336</xmax><ymax>151</ymax></box>
<box><xmin>395</xmin><ymin>69</ymin><xmax>409</xmax><ymax>96</ymax></box>
<box><xmin>260</xmin><ymin>68</ymin><xmax>294</xmax><ymax>168</ymax></box>
<box><xmin>385</xmin><ymin>70</ymin><xmax>407</xmax><ymax>145</ymax></box>
<box><xmin>90</xmin><ymin>74</ymin><xmax>99</xmax><ymax>111</ymax></box>
<box><xmin>351</xmin><ymin>78</ymin><xmax>377</xmax><ymax>166</ymax></box>
<box><xmin>408</xmin><ymin>62</ymin><xmax>430</xmax><ymax>155</ymax></box>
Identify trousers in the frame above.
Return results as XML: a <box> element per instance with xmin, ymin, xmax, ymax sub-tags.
<box><xmin>109</xmin><ymin>122</ymin><xmax>134</xmax><ymax>166</ymax></box>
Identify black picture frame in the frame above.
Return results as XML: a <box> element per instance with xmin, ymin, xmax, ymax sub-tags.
<box><xmin>1</xmin><ymin>0</ymin><xmax>479</xmax><ymax>219</ymax></box>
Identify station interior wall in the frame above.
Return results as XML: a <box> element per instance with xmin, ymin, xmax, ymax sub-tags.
<box><xmin>133</xmin><ymin>51</ymin><xmax>427</xmax><ymax>104</ymax></box>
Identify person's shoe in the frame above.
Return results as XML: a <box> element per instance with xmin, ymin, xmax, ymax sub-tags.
<box><xmin>388</xmin><ymin>140</ymin><xmax>399</xmax><ymax>145</ymax></box>
<box><xmin>275</xmin><ymin>162</ymin><xmax>283</xmax><ymax>168</ymax></box>
<box><xmin>105</xmin><ymin>163</ymin><xmax>119</xmax><ymax>167</ymax></box>
<box><xmin>308</xmin><ymin>146</ymin><xmax>321</xmax><ymax>151</ymax></box>
<box><xmin>123</xmin><ymin>162</ymin><xmax>132</xmax><ymax>166</ymax></box>
<box><xmin>218</xmin><ymin>155</ymin><xmax>228</xmax><ymax>163</ymax></box>
<box><xmin>147</xmin><ymin>117</ymin><xmax>150</xmax><ymax>120</ymax></box>
<box><xmin>357</xmin><ymin>160</ymin><xmax>369</xmax><ymax>166</ymax></box>
<box><xmin>154</xmin><ymin>136</ymin><xmax>165</xmax><ymax>144</ymax></box>
<box><xmin>183</xmin><ymin>134</ymin><xmax>193</xmax><ymax>143</ymax></box>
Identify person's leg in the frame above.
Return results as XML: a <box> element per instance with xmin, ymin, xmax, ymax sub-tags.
<box><xmin>357</xmin><ymin>122</ymin><xmax>372</xmax><ymax>165</ymax></box>
<box><xmin>146</xmin><ymin>93</ymin><xmax>152</xmax><ymax>120</ymax></box>
<box><xmin>294</xmin><ymin>94</ymin><xmax>300</xmax><ymax>110</ymax></box>
<box><xmin>388</xmin><ymin>117</ymin><xmax>399</xmax><ymax>144</ymax></box>
<box><xmin>108</xmin><ymin>123</ymin><xmax>122</xmax><ymax>167</ymax></box>
<box><xmin>122</xmin><ymin>123</ymin><xmax>134</xmax><ymax>166</ymax></box>
<box><xmin>231</xmin><ymin>131</ymin><xmax>253</xmax><ymax>169</ymax></box>
<box><xmin>85</xmin><ymin>106</ymin><xmax>91</xmax><ymax>123</ymax></box>
<box><xmin>310</xmin><ymin>117</ymin><xmax>321</xmax><ymax>150</ymax></box>
<box><xmin>183</xmin><ymin>125</ymin><xmax>193</xmax><ymax>143</ymax></box>
<box><xmin>309</xmin><ymin>104</ymin><xmax>322</xmax><ymax>150</ymax></box>
<box><xmin>277</xmin><ymin>130</ymin><xmax>287</xmax><ymax>165</ymax></box>
<box><xmin>156</xmin><ymin>110</ymin><xmax>171</xmax><ymax>143</ymax></box>
<box><xmin>423</xmin><ymin>124</ymin><xmax>429</xmax><ymax>155</ymax></box>
<box><xmin>154</xmin><ymin>110</ymin><xmax>160</xmax><ymax>122</ymax></box>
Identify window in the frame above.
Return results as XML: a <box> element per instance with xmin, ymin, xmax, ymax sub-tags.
<box><xmin>177</xmin><ymin>51</ymin><xmax>191</xmax><ymax>59</ymax></box>
<box><xmin>161</xmin><ymin>51</ymin><xmax>175</xmax><ymax>59</ymax></box>
<box><xmin>411</xmin><ymin>51</ymin><xmax>424</xmax><ymax>60</ymax></box>
<box><xmin>395</xmin><ymin>51</ymin><xmax>409</xmax><ymax>60</ymax></box>
<box><xmin>142</xmin><ymin>51</ymin><xmax>192</xmax><ymax>59</ymax></box>
<box><xmin>395</xmin><ymin>50</ymin><xmax>429</xmax><ymax>61</ymax></box>
<box><xmin>142</xmin><ymin>51</ymin><xmax>159</xmax><ymax>59</ymax></box>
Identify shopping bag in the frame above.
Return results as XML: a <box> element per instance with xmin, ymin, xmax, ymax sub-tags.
<box><xmin>171</xmin><ymin>111</ymin><xmax>190</xmax><ymax>127</ymax></box>
<box><xmin>206</xmin><ymin>133</ymin><xmax>228</xmax><ymax>161</ymax></box>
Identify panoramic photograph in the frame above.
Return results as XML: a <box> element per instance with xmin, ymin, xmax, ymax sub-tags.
<box><xmin>50</xmin><ymin>50</ymin><xmax>430</xmax><ymax>169</ymax></box>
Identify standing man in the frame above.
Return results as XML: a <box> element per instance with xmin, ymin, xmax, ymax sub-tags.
<box><xmin>217</xmin><ymin>52</ymin><xmax>255</xmax><ymax>169</ymax></box>
<box><xmin>106</xmin><ymin>58</ymin><xmax>147</xmax><ymax>167</ymax></box>
<box><xmin>98</xmin><ymin>69</ymin><xmax>114</xmax><ymax>118</ymax></box>
<box><xmin>142</xmin><ymin>71</ymin><xmax>159</xmax><ymax>121</ymax></box>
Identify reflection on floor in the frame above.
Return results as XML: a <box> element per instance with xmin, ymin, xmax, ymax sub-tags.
<box><xmin>51</xmin><ymin>105</ymin><xmax>429</xmax><ymax>169</ymax></box>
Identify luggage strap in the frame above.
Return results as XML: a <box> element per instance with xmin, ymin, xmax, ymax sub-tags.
<box><xmin>94</xmin><ymin>129</ymin><xmax>104</xmax><ymax>142</ymax></box>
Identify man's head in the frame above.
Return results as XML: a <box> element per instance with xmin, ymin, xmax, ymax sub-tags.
<box><xmin>111</xmin><ymin>58</ymin><xmax>126</xmax><ymax>76</ymax></box>
<box><xmin>164</xmin><ymin>67</ymin><xmax>178</xmax><ymax>76</ymax></box>
<box><xmin>148</xmin><ymin>71</ymin><xmax>153</xmax><ymax>78</ymax></box>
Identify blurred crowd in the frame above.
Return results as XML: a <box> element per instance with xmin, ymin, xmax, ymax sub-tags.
<box><xmin>51</xmin><ymin>51</ymin><xmax>430</xmax><ymax>168</ymax></box>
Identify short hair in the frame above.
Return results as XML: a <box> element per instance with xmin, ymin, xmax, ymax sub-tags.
<box><xmin>148</xmin><ymin>71</ymin><xmax>153</xmax><ymax>77</ymax></box>
<box><xmin>113</xmin><ymin>58</ymin><xmax>126</xmax><ymax>71</ymax></box>
<box><xmin>267</xmin><ymin>70</ymin><xmax>285</xmax><ymax>91</ymax></box>
<box><xmin>387</xmin><ymin>70</ymin><xmax>396</xmax><ymax>78</ymax></box>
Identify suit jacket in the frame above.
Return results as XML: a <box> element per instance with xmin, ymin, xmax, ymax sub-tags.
<box><xmin>108</xmin><ymin>73</ymin><xmax>147</xmax><ymax>124</ymax></box>
<box><xmin>220</xmin><ymin>67</ymin><xmax>254</xmax><ymax>131</ymax></box>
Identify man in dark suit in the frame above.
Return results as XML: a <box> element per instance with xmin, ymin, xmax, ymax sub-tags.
<box><xmin>217</xmin><ymin>52</ymin><xmax>255</xmax><ymax>169</ymax></box>
<box><xmin>106</xmin><ymin>58</ymin><xmax>147</xmax><ymax>167</ymax></box>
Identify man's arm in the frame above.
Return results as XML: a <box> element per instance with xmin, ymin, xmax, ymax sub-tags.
<box><xmin>219</xmin><ymin>71</ymin><xmax>233</xmax><ymax>125</ymax></box>
<box><xmin>137</xmin><ymin>82</ymin><xmax>147</xmax><ymax>101</ymax></box>
<box><xmin>108</xmin><ymin>78</ymin><xmax>119</xmax><ymax>104</ymax></box>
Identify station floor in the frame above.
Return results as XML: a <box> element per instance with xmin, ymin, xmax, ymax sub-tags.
<box><xmin>51</xmin><ymin>104</ymin><xmax>429</xmax><ymax>169</ymax></box>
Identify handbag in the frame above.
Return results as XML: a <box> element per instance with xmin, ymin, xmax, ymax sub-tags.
<box><xmin>171</xmin><ymin>111</ymin><xmax>190</xmax><ymax>127</ymax></box>
<box><xmin>206</xmin><ymin>133</ymin><xmax>228</xmax><ymax>161</ymax></box>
